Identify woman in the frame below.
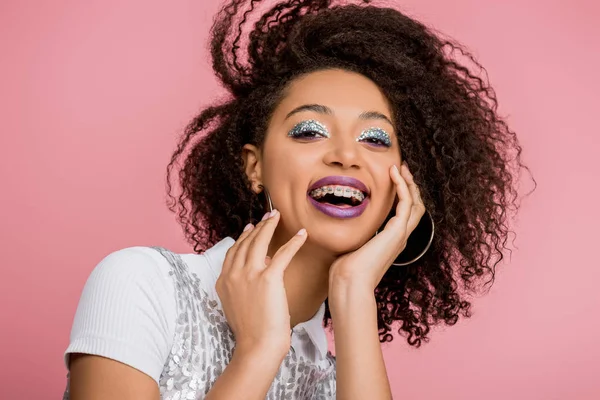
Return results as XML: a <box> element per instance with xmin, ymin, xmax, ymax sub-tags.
<box><xmin>63</xmin><ymin>0</ymin><xmax>526</xmax><ymax>399</ymax></box>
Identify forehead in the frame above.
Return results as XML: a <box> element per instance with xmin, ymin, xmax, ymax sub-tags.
<box><xmin>276</xmin><ymin>69</ymin><xmax>393</xmax><ymax>117</ymax></box>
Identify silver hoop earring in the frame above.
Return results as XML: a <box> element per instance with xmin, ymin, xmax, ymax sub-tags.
<box><xmin>375</xmin><ymin>209</ymin><xmax>435</xmax><ymax>266</ymax></box>
<box><xmin>258</xmin><ymin>184</ymin><xmax>274</xmax><ymax>213</ymax></box>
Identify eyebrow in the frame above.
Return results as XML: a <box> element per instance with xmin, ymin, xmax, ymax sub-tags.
<box><xmin>284</xmin><ymin>104</ymin><xmax>394</xmax><ymax>126</ymax></box>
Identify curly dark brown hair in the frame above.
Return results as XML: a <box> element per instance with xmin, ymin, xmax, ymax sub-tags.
<box><xmin>165</xmin><ymin>0</ymin><xmax>532</xmax><ymax>347</ymax></box>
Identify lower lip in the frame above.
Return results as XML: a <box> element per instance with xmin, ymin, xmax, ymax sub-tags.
<box><xmin>307</xmin><ymin>195</ymin><xmax>369</xmax><ymax>219</ymax></box>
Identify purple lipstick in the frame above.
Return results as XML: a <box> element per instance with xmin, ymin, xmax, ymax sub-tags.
<box><xmin>307</xmin><ymin>176</ymin><xmax>370</xmax><ymax>219</ymax></box>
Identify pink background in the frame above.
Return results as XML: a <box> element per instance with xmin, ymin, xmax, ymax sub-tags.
<box><xmin>1</xmin><ymin>0</ymin><xmax>599</xmax><ymax>398</ymax></box>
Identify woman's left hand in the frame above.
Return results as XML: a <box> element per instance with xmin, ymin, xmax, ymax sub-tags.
<box><xmin>328</xmin><ymin>162</ymin><xmax>426</xmax><ymax>294</ymax></box>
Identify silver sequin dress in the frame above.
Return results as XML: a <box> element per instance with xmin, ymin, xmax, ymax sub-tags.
<box><xmin>63</xmin><ymin>245</ymin><xmax>337</xmax><ymax>399</ymax></box>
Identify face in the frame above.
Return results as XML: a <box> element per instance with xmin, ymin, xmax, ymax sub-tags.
<box><xmin>243</xmin><ymin>69</ymin><xmax>402</xmax><ymax>255</ymax></box>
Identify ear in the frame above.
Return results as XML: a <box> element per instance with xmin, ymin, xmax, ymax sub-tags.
<box><xmin>242</xmin><ymin>144</ymin><xmax>263</xmax><ymax>193</ymax></box>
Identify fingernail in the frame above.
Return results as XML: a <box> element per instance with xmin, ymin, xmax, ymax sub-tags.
<box><xmin>261</xmin><ymin>212</ymin><xmax>270</xmax><ymax>221</ymax></box>
<box><xmin>243</xmin><ymin>223</ymin><xmax>253</xmax><ymax>232</ymax></box>
<box><xmin>393</xmin><ymin>165</ymin><xmax>399</xmax><ymax>173</ymax></box>
<box><xmin>269</xmin><ymin>209</ymin><xmax>278</xmax><ymax>218</ymax></box>
<box><xmin>297</xmin><ymin>228</ymin><xmax>306</xmax><ymax>236</ymax></box>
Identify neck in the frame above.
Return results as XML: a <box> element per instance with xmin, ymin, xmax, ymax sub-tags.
<box><xmin>268</xmin><ymin>229</ymin><xmax>335</xmax><ymax>328</ymax></box>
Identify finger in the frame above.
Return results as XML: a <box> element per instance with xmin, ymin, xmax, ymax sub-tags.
<box><xmin>367</xmin><ymin>165</ymin><xmax>412</xmax><ymax>264</ymax></box>
<box><xmin>246</xmin><ymin>209</ymin><xmax>281</xmax><ymax>269</ymax></box>
<box><xmin>400</xmin><ymin>163</ymin><xmax>426</xmax><ymax>233</ymax></box>
<box><xmin>386</xmin><ymin>164</ymin><xmax>412</xmax><ymax>233</ymax></box>
<box><xmin>268</xmin><ymin>228</ymin><xmax>308</xmax><ymax>274</ymax></box>
<box><xmin>231</xmin><ymin>211</ymin><xmax>272</xmax><ymax>271</ymax></box>
<box><xmin>223</xmin><ymin>222</ymin><xmax>255</xmax><ymax>274</ymax></box>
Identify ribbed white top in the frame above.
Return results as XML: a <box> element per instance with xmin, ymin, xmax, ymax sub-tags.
<box><xmin>63</xmin><ymin>238</ymin><xmax>329</xmax><ymax>385</ymax></box>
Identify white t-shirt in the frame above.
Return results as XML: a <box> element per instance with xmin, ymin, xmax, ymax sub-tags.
<box><xmin>62</xmin><ymin>237</ymin><xmax>336</xmax><ymax>399</ymax></box>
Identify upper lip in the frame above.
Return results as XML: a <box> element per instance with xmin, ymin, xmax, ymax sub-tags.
<box><xmin>308</xmin><ymin>175</ymin><xmax>370</xmax><ymax>196</ymax></box>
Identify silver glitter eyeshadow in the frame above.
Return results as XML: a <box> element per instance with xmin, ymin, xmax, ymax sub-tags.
<box><xmin>288</xmin><ymin>119</ymin><xmax>330</xmax><ymax>138</ymax></box>
<box><xmin>356</xmin><ymin>127</ymin><xmax>392</xmax><ymax>147</ymax></box>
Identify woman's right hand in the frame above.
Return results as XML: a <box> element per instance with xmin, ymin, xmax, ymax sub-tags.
<box><xmin>215</xmin><ymin>209</ymin><xmax>308</xmax><ymax>358</ymax></box>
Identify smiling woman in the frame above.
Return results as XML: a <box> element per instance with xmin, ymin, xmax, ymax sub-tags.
<box><xmin>62</xmin><ymin>0</ymin><xmax>528</xmax><ymax>399</ymax></box>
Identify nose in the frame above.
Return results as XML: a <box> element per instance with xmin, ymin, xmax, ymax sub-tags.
<box><xmin>322</xmin><ymin>132</ymin><xmax>361</xmax><ymax>170</ymax></box>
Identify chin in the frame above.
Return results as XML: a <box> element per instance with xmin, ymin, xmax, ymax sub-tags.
<box><xmin>307</xmin><ymin>227</ymin><xmax>371</xmax><ymax>255</ymax></box>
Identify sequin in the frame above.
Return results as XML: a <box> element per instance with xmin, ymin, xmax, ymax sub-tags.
<box><xmin>62</xmin><ymin>246</ymin><xmax>336</xmax><ymax>399</ymax></box>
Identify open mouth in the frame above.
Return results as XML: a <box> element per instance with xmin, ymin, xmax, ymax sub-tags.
<box><xmin>308</xmin><ymin>186</ymin><xmax>367</xmax><ymax>208</ymax></box>
<box><xmin>306</xmin><ymin>176</ymin><xmax>370</xmax><ymax>219</ymax></box>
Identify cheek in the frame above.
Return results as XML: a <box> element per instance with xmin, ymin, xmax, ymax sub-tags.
<box><xmin>261</xmin><ymin>148</ymin><xmax>309</xmax><ymax>206</ymax></box>
<box><xmin>372</xmin><ymin>160</ymin><xmax>400</xmax><ymax>210</ymax></box>
<box><xmin>265</xmin><ymin>151</ymin><xmax>300</xmax><ymax>183</ymax></box>
<box><xmin>263</xmin><ymin>136</ymin><xmax>318</xmax><ymax>185</ymax></box>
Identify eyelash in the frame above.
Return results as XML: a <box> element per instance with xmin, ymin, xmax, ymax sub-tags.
<box><xmin>289</xmin><ymin>130</ymin><xmax>326</xmax><ymax>139</ymax></box>
<box><xmin>361</xmin><ymin>137</ymin><xmax>389</xmax><ymax>147</ymax></box>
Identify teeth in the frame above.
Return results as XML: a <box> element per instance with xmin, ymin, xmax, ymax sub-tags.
<box><xmin>309</xmin><ymin>185</ymin><xmax>365</xmax><ymax>203</ymax></box>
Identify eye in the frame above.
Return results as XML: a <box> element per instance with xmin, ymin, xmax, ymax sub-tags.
<box><xmin>356</xmin><ymin>127</ymin><xmax>392</xmax><ymax>148</ymax></box>
<box><xmin>287</xmin><ymin>120</ymin><xmax>330</xmax><ymax>140</ymax></box>
<box><xmin>290</xmin><ymin>130</ymin><xmax>322</xmax><ymax>139</ymax></box>
<box><xmin>361</xmin><ymin>137</ymin><xmax>388</xmax><ymax>146</ymax></box>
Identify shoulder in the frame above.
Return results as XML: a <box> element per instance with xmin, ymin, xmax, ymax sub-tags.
<box><xmin>85</xmin><ymin>243</ymin><xmax>227</xmax><ymax>291</ymax></box>
<box><xmin>64</xmin><ymin>240</ymin><xmax>235</xmax><ymax>384</ymax></box>
<box><xmin>74</xmin><ymin>246</ymin><xmax>178</xmax><ymax>317</ymax></box>
<box><xmin>90</xmin><ymin>246</ymin><xmax>172</xmax><ymax>279</ymax></box>
<box><xmin>65</xmin><ymin>246</ymin><xmax>177</xmax><ymax>383</ymax></box>
<box><xmin>87</xmin><ymin>236</ymin><xmax>235</xmax><ymax>299</ymax></box>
